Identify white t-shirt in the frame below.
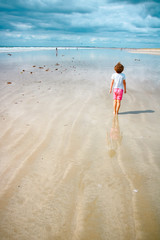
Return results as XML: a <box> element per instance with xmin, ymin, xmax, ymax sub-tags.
<box><xmin>111</xmin><ymin>72</ymin><xmax>126</xmax><ymax>90</ymax></box>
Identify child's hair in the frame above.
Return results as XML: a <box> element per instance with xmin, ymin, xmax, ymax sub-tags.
<box><xmin>114</xmin><ymin>62</ymin><xmax>124</xmax><ymax>73</ymax></box>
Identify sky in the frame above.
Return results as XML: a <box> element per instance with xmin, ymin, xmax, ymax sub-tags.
<box><xmin>0</xmin><ymin>0</ymin><xmax>160</xmax><ymax>48</ymax></box>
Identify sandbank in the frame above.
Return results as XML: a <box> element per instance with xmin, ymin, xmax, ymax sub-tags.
<box><xmin>127</xmin><ymin>48</ymin><xmax>160</xmax><ymax>55</ymax></box>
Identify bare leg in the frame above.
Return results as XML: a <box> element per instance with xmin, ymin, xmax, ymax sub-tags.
<box><xmin>117</xmin><ymin>100</ymin><xmax>121</xmax><ymax>114</ymax></box>
<box><xmin>114</xmin><ymin>100</ymin><xmax>117</xmax><ymax>114</ymax></box>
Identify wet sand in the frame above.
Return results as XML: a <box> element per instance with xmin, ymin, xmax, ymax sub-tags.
<box><xmin>0</xmin><ymin>49</ymin><xmax>160</xmax><ymax>240</ymax></box>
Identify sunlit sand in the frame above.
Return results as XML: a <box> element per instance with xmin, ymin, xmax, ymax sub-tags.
<box><xmin>127</xmin><ymin>48</ymin><xmax>160</xmax><ymax>55</ymax></box>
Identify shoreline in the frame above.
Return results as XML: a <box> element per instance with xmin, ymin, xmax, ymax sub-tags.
<box><xmin>0</xmin><ymin>46</ymin><xmax>160</xmax><ymax>55</ymax></box>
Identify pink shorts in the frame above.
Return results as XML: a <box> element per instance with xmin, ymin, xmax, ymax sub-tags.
<box><xmin>113</xmin><ymin>88</ymin><xmax>123</xmax><ymax>100</ymax></box>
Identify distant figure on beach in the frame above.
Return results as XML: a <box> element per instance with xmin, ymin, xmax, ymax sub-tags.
<box><xmin>56</xmin><ymin>47</ymin><xmax>58</xmax><ymax>56</ymax></box>
<box><xmin>106</xmin><ymin>116</ymin><xmax>122</xmax><ymax>158</ymax></box>
<box><xmin>109</xmin><ymin>62</ymin><xmax>126</xmax><ymax>114</ymax></box>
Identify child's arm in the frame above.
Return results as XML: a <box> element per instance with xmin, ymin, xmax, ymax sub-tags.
<box><xmin>109</xmin><ymin>79</ymin><xmax>114</xmax><ymax>93</ymax></box>
<box><xmin>123</xmin><ymin>79</ymin><xmax>126</xmax><ymax>93</ymax></box>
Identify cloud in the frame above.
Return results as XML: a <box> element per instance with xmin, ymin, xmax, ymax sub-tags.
<box><xmin>0</xmin><ymin>0</ymin><xmax>96</xmax><ymax>14</ymax></box>
<box><xmin>107</xmin><ymin>0</ymin><xmax>160</xmax><ymax>18</ymax></box>
<box><xmin>10</xmin><ymin>22</ymin><xmax>33</xmax><ymax>30</ymax></box>
<box><xmin>107</xmin><ymin>0</ymin><xmax>160</xmax><ymax>4</ymax></box>
<box><xmin>0</xmin><ymin>0</ymin><xmax>160</xmax><ymax>47</ymax></box>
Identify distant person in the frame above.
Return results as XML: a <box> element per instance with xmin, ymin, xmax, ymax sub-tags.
<box><xmin>109</xmin><ymin>62</ymin><xmax>126</xmax><ymax>114</ymax></box>
<box><xmin>56</xmin><ymin>47</ymin><xmax>58</xmax><ymax>56</ymax></box>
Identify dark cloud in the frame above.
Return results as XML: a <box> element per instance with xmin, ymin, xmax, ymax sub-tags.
<box><xmin>107</xmin><ymin>0</ymin><xmax>160</xmax><ymax>18</ymax></box>
<box><xmin>0</xmin><ymin>0</ymin><xmax>94</xmax><ymax>14</ymax></box>
<box><xmin>148</xmin><ymin>4</ymin><xmax>160</xmax><ymax>18</ymax></box>
<box><xmin>107</xmin><ymin>0</ymin><xmax>160</xmax><ymax>3</ymax></box>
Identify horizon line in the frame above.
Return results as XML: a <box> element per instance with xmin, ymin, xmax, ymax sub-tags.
<box><xmin>0</xmin><ymin>46</ymin><xmax>160</xmax><ymax>49</ymax></box>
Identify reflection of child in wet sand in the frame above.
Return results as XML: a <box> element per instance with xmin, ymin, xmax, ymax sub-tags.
<box><xmin>106</xmin><ymin>116</ymin><xmax>122</xmax><ymax>158</ymax></box>
<box><xmin>109</xmin><ymin>62</ymin><xmax>126</xmax><ymax>114</ymax></box>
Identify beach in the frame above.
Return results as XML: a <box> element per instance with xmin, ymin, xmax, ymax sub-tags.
<box><xmin>0</xmin><ymin>48</ymin><xmax>160</xmax><ymax>240</ymax></box>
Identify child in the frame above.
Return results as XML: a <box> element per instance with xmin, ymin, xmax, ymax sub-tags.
<box><xmin>109</xmin><ymin>62</ymin><xmax>126</xmax><ymax>114</ymax></box>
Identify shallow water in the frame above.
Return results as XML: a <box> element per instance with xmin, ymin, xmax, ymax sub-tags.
<box><xmin>0</xmin><ymin>48</ymin><xmax>160</xmax><ymax>240</ymax></box>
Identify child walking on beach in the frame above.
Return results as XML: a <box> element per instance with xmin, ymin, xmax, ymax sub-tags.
<box><xmin>109</xmin><ymin>62</ymin><xmax>126</xmax><ymax>114</ymax></box>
